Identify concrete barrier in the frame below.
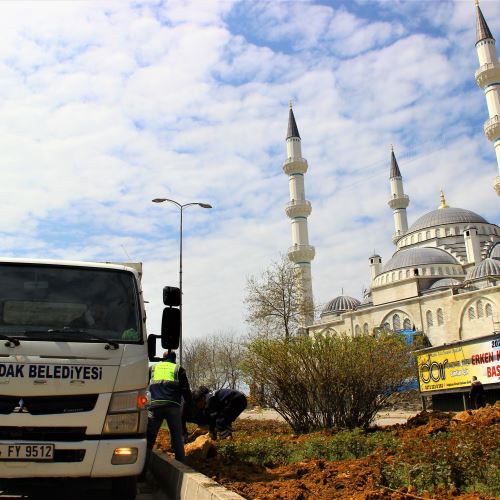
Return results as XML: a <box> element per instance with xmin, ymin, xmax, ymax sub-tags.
<box><xmin>150</xmin><ymin>450</ymin><xmax>246</xmax><ymax>500</ymax></box>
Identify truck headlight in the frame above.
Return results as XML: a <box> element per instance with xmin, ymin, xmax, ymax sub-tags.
<box><xmin>109</xmin><ymin>389</ymin><xmax>150</xmax><ymax>412</ymax></box>
<box><xmin>103</xmin><ymin>389</ymin><xmax>150</xmax><ymax>434</ymax></box>
<box><xmin>104</xmin><ymin>413</ymin><xmax>139</xmax><ymax>434</ymax></box>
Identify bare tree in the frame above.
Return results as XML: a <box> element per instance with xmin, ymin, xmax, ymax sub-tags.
<box><xmin>245</xmin><ymin>255</ymin><xmax>315</xmax><ymax>338</ymax></box>
<box><xmin>183</xmin><ymin>331</ymin><xmax>245</xmax><ymax>391</ymax></box>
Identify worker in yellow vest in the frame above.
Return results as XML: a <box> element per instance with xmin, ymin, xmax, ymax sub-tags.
<box><xmin>146</xmin><ymin>351</ymin><xmax>191</xmax><ymax>462</ymax></box>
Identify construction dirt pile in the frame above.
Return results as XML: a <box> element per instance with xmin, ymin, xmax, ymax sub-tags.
<box><xmin>154</xmin><ymin>403</ymin><xmax>500</xmax><ymax>499</ymax></box>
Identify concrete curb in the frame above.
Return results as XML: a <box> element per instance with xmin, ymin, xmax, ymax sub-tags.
<box><xmin>151</xmin><ymin>450</ymin><xmax>246</xmax><ymax>500</ymax></box>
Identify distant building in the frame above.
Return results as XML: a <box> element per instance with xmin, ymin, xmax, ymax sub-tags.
<box><xmin>282</xmin><ymin>3</ymin><xmax>500</xmax><ymax>346</ymax></box>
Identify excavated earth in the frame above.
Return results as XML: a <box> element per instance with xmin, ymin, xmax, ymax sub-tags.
<box><xmin>155</xmin><ymin>398</ymin><xmax>500</xmax><ymax>500</ymax></box>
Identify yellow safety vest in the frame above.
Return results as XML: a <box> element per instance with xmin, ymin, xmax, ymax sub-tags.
<box><xmin>150</xmin><ymin>361</ymin><xmax>179</xmax><ymax>385</ymax></box>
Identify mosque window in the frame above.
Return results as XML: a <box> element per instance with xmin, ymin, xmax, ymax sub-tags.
<box><xmin>438</xmin><ymin>267</ymin><xmax>442</xmax><ymax>275</ymax></box>
<box><xmin>355</xmin><ymin>325</ymin><xmax>361</xmax><ymax>337</ymax></box>
<box><xmin>406</xmin><ymin>270</ymin><xmax>410</xmax><ymax>278</ymax></box>
<box><xmin>430</xmin><ymin>267</ymin><xmax>435</xmax><ymax>276</ymax></box>
<box><xmin>391</xmin><ymin>272</ymin><xmax>395</xmax><ymax>281</ymax></box>
<box><xmin>437</xmin><ymin>308</ymin><xmax>444</xmax><ymax>326</ymax></box>
<box><xmin>468</xmin><ymin>307</ymin><xmax>475</xmax><ymax>320</ymax></box>
<box><xmin>477</xmin><ymin>301</ymin><xmax>484</xmax><ymax>319</ymax></box>
<box><xmin>486</xmin><ymin>303</ymin><xmax>493</xmax><ymax>317</ymax></box>
<box><xmin>383</xmin><ymin>322</ymin><xmax>391</xmax><ymax>332</ymax></box>
<box><xmin>411</xmin><ymin>235</ymin><xmax>415</xmax><ymax>244</ymax></box>
<box><xmin>403</xmin><ymin>318</ymin><xmax>411</xmax><ymax>330</ymax></box>
<box><xmin>445</xmin><ymin>267</ymin><xmax>451</xmax><ymax>275</ymax></box>
<box><xmin>426</xmin><ymin>231</ymin><xmax>431</xmax><ymax>239</ymax></box>
<box><xmin>445</xmin><ymin>228</ymin><xmax>451</xmax><ymax>236</ymax></box>
<box><xmin>393</xmin><ymin>314</ymin><xmax>401</xmax><ymax>331</ymax></box>
<box><xmin>398</xmin><ymin>271</ymin><xmax>402</xmax><ymax>280</ymax></box>
<box><xmin>455</xmin><ymin>226</ymin><xmax>459</xmax><ymax>235</ymax></box>
<box><xmin>418</xmin><ymin>233</ymin><xmax>422</xmax><ymax>242</ymax></box>
<box><xmin>436</xmin><ymin>229</ymin><xmax>440</xmax><ymax>237</ymax></box>
<box><xmin>426</xmin><ymin>310</ymin><xmax>433</xmax><ymax>328</ymax></box>
<box><xmin>363</xmin><ymin>323</ymin><xmax>369</xmax><ymax>334</ymax></box>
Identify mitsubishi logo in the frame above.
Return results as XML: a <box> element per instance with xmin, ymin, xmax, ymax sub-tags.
<box><xmin>13</xmin><ymin>398</ymin><xmax>29</xmax><ymax>414</ymax></box>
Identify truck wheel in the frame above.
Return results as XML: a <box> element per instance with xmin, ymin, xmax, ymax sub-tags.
<box><xmin>111</xmin><ymin>476</ymin><xmax>137</xmax><ymax>500</ymax></box>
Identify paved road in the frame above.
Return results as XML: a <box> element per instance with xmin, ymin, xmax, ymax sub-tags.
<box><xmin>0</xmin><ymin>479</ymin><xmax>159</xmax><ymax>499</ymax></box>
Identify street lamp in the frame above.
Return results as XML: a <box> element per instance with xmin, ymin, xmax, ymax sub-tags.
<box><xmin>152</xmin><ymin>198</ymin><xmax>212</xmax><ymax>366</ymax></box>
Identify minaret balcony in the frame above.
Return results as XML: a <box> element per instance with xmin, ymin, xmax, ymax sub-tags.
<box><xmin>475</xmin><ymin>61</ymin><xmax>500</xmax><ymax>88</ymax></box>
<box><xmin>387</xmin><ymin>194</ymin><xmax>409</xmax><ymax>209</ymax></box>
<box><xmin>288</xmin><ymin>244</ymin><xmax>315</xmax><ymax>263</ymax></box>
<box><xmin>285</xmin><ymin>200</ymin><xmax>312</xmax><ymax>218</ymax></box>
<box><xmin>493</xmin><ymin>174</ymin><xmax>500</xmax><ymax>196</ymax></box>
<box><xmin>484</xmin><ymin>115</ymin><xmax>500</xmax><ymax>141</ymax></box>
<box><xmin>283</xmin><ymin>157</ymin><xmax>308</xmax><ymax>175</ymax></box>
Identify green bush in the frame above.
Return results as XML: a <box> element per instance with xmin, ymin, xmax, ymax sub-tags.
<box><xmin>242</xmin><ymin>333</ymin><xmax>414</xmax><ymax>432</ymax></box>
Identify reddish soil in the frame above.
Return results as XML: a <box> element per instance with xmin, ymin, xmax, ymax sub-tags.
<box><xmin>155</xmin><ymin>403</ymin><xmax>500</xmax><ymax>500</ymax></box>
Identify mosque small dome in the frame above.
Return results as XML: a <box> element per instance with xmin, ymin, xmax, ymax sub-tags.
<box><xmin>321</xmin><ymin>295</ymin><xmax>360</xmax><ymax>317</ymax></box>
<box><xmin>407</xmin><ymin>207</ymin><xmax>487</xmax><ymax>234</ymax></box>
<box><xmin>465</xmin><ymin>258</ymin><xmax>500</xmax><ymax>281</ymax></box>
<box><xmin>428</xmin><ymin>278</ymin><xmax>462</xmax><ymax>290</ymax></box>
<box><xmin>489</xmin><ymin>243</ymin><xmax>500</xmax><ymax>260</ymax></box>
<box><xmin>383</xmin><ymin>247</ymin><xmax>459</xmax><ymax>273</ymax></box>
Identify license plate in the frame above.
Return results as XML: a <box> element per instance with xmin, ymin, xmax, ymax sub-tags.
<box><xmin>0</xmin><ymin>443</ymin><xmax>54</xmax><ymax>460</ymax></box>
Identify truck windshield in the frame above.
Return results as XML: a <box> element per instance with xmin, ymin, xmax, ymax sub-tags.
<box><xmin>0</xmin><ymin>264</ymin><xmax>141</xmax><ymax>343</ymax></box>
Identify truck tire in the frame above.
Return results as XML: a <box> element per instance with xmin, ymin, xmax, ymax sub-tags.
<box><xmin>111</xmin><ymin>476</ymin><xmax>137</xmax><ymax>500</ymax></box>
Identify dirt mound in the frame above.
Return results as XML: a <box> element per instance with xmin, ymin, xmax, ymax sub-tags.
<box><xmin>154</xmin><ymin>403</ymin><xmax>500</xmax><ymax>499</ymax></box>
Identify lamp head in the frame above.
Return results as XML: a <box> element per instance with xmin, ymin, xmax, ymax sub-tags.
<box><xmin>199</xmin><ymin>203</ymin><xmax>212</xmax><ymax>209</ymax></box>
<box><xmin>152</xmin><ymin>198</ymin><xmax>167</xmax><ymax>203</ymax></box>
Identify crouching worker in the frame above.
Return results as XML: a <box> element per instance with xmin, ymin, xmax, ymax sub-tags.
<box><xmin>146</xmin><ymin>351</ymin><xmax>191</xmax><ymax>462</ymax></box>
<box><xmin>185</xmin><ymin>387</ymin><xmax>247</xmax><ymax>440</ymax></box>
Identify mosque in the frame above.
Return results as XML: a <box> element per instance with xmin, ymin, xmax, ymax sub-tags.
<box><xmin>283</xmin><ymin>2</ymin><xmax>500</xmax><ymax>348</ymax></box>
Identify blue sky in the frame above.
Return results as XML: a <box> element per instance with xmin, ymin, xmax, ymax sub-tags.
<box><xmin>0</xmin><ymin>0</ymin><xmax>499</xmax><ymax>340</ymax></box>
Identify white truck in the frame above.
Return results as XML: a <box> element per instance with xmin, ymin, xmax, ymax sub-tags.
<box><xmin>0</xmin><ymin>258</ymin><xmax>171</xmax><ymax>499</ymax></box>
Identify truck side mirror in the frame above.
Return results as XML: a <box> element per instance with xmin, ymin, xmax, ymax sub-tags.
<box><xmin>161</xmin><ymin>307</ymin><xmax>180</xmax><ymax>349</ymax></box>
<box><xmin>163</xmin><ymin>286</ymin><xmax>181</xmax><ymax>307</ymax></box>
<box><xmin>147</xmin><ymin>334</ymin><xmax>161</xmax><ymax>362</ymax></box>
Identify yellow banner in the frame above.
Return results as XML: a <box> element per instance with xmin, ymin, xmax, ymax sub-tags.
<box><xmin>417</xmin><ymin>337</ymin><xmax>500</xmax><ymax>393</ymax></box>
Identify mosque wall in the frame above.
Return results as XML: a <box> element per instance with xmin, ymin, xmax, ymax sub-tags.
<box><xmin>372</xmin><ymin>280</ymin><xmax>419</xmax><ymax>305</ymax></box>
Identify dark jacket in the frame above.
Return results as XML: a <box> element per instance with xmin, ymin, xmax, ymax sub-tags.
<box><xmin>470</xmin><ymin>379</ymin><xmax>484</xmax><ymax>399</ymax></box>
<box><xmin>149</xmin><ymin>360</ymin><xmax>191</xmax><ymax>409</ymax></box>
<box><xmin>205</xmin><ymin>389</ymin><xmax>247</xmax><ymax>433</ymax></box>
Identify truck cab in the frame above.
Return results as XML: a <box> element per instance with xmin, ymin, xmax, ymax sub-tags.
<box><xmin>0</xmin><ymin>258</ymin><xmax>150</xmax><ymax>499</ymax></box>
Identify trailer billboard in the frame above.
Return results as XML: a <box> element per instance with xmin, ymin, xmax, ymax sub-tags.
<box><xmin>417</xmin><ymin>333</ymin><xmax>500</xmax><ymax>393</ymax></box>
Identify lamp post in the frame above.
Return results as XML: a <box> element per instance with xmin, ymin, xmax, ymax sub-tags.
<box><xmin>152</xmin><ymin>198</ymin><xmax>212</xmax><ymax>366</ymax></box>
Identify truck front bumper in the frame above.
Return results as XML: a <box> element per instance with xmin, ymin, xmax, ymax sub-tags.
<box><xmin>0</xmin><ymin>438</ymin><xmax>146</xmax><ymax>478</ymax></box>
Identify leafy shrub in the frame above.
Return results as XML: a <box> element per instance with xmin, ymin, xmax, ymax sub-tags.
<box><xmin>242</xmin><ymin>333</ymin><xmax>414</xmax><ymax>432</ymax></box>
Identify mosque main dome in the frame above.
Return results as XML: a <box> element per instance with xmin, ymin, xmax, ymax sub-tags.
<box><xmin>407</xmin><ymin>207</ymin><xmax>488</xmax><ymax>233</ymax></box>
<box><xmin>383</xmin><ymin>247</ymin><xmax>459</xmax><ymax>273</ymax></box>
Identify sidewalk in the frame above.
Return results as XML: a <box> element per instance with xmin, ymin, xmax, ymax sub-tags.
<box><xmin>241</xmin><ymin>407</ymin><xmax>420</xmax><ymax>426</ymax></box>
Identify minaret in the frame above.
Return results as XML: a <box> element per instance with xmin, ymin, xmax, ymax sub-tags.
<box><xmin>388</xmin><ymin>148</ymin><xmax>410</xmax><ymax>244</ymax></box>
<box><xmin>283</xmin><ymin>102</ymin><xmax>315</xmax><ymax>328</ymax></box>
<box><xmin>474</xmin><ymin>0</ymin><xmax>500</xmax><ymax>195</ymax></box>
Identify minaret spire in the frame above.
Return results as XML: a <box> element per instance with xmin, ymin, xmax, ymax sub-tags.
<box><xmin>474</xmin><ymin>1</ymin><xmax>500</xmax><ymax>195</ymax></box>
<box><xmin>283</xmin><ymin>105</ymin><xmax>315</xmax><ymax>329</ymax></box>
<box><xmin>388</xmin><ymin>147</ymin><xmax>410</xmax><ymax>244</ymax></box>
<box><xmin>439</xmin><ymin>189</ymin><xmax>449</xmax><ymax>209</ymax></box>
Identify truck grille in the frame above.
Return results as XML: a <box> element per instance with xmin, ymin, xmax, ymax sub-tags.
<box><xmin>0</xmin><ymin>394</ymin><xmax>98</xmax><ymax>415</ymax></box>
<box><xmin>0</xmin><ymin>427</ymin><xmax>87</xmax><ymax>442</ymax></box>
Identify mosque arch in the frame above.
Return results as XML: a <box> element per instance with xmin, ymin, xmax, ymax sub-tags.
<box><xmin>393</xmin><ymin>314</ymin><xmax>401</xmax><ymax>331</ymax></box>
<box><xmin>460</xmin><ymin>298</ymin><xmax>498</xmax><ymax>340</ymax></box>
<box><xmin>437</xmin><ymin>308</ymin><xmax>444</xmax><ymax>326</ymax></box>
<box><xmin>363</xmin><ymin>323</ymin><xmax>369</xmax><ymax>334</ymax></box>
<box><xmin>426</xmin><ymin>310</ymin><xmax>433</xmax><ymax>327</ymax></box>
<box><xmin>381</xmin><ymin>310</ymin><xmax>411</xmax><ymax>333</ymax></box>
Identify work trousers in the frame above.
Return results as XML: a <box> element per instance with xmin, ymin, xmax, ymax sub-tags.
<box><xmin>147</xmin><ymin>405</ymin><xmax>185</xmax><ymax>462</ymax></box>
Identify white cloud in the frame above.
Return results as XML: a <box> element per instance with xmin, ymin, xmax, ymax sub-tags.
<box><xmin>0</xmin><ymin>0</ymin><xmax>498</xmax><ymax>345</ymax></box>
